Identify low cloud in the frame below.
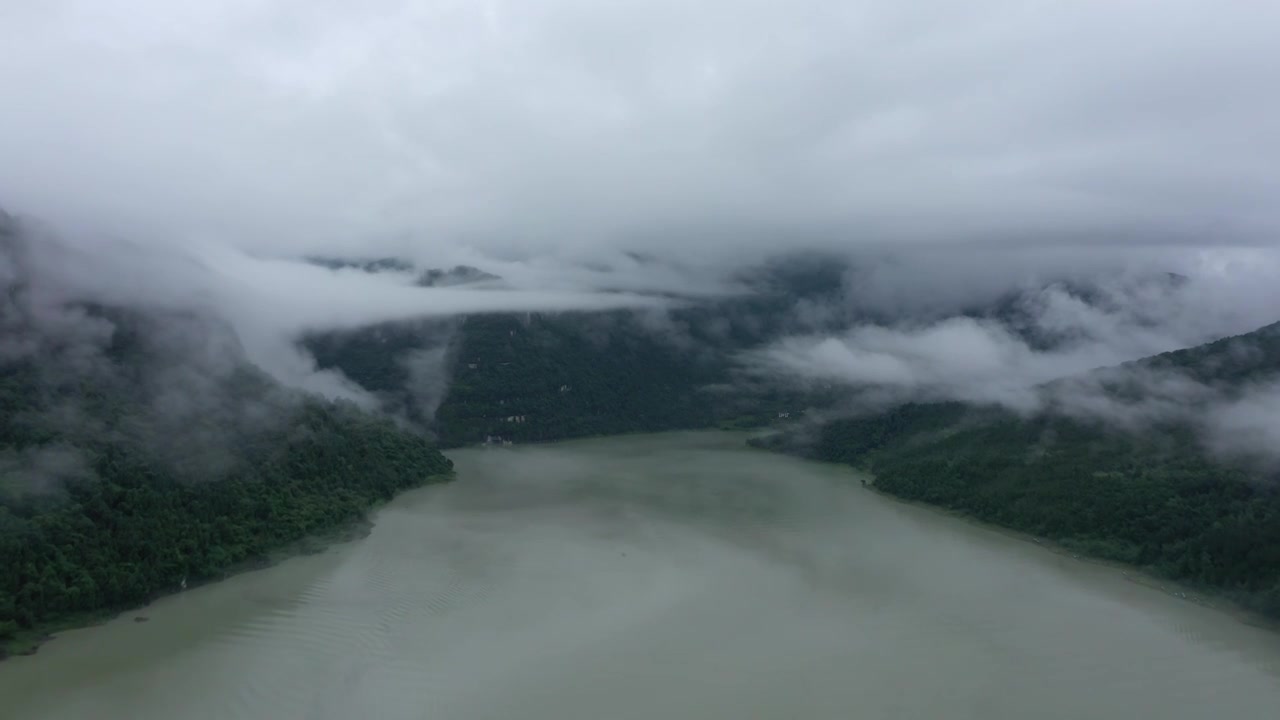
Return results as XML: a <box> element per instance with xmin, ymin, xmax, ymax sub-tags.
<box><xmin>0</xmin><ymin>445</ymin><xmax>94</xmax><ymax>496</ymax></box>
<box><xmin>751</xmin><ymin>272</ymin><xmax>1225</xmax><ymax>404</ymax></box>
<box><xmin>757</xmin><ymin>318</ymin><xmax>1059</xmax><ymax>411</ymax></box>
<box><xmin>749</xmin><ymin>264</ymin><xmax>1280</xmax><ymax>462</ymax></box>
<box><xmin>2</xmin><ymin>1</ymin><xmax>1279</xmax><ymax>265</ymax></box>
<box><xmin>3</xmin><ymin>1</ymin><xmax>1280</xmax><ymax>464</ymax></box>
<box><xmin>1203</xmin><ymin>381</ymin><xmax>1280</xmax><ymax>465</ymax></box>
<box><xmin>0</xmin><ymin>211</ymin><xmax>680</xmax><ymax>492</ymax></box>
<box><xmin>7</xmin><ymin>213</ymin><xmax>670</xmax><ymax>397</ymax></box>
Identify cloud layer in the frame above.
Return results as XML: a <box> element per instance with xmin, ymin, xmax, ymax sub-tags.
<box><xmin>3</xmin><ymin>1</ymin><xmax>1280</xmax><ymax>438</ymax></box>
<box><xmin>755</xmin><ymin>255</ymin><xmax>1280</xmax><ymax>407</ymax></box>
<box><xmin>2</xmin><ymin>1</ymin><xmax>1278</xmax><ymax>265</ymax></box>
<box><xmin>750</xmin><ymin>261</ymin><xmax>1280</xmax><ymax>463</ymax></box>
<box><xmin>5</xmin><ymin>215</ymin><xmax>670</xmax><ymax>398</ymax></box>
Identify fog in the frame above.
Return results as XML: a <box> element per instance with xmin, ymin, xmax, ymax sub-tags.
<box><xmin>4</xmin><ymin>1</ymin><xmax>1279</xmax><ymax>257</ymax></box>
<box><xmin>1</xmin><ymin>213</ymin><xmax>667</xmax><ymax>399</ymax></box>
<box><xmin>747</xmin><ymin>256</ymin><xmax>1280</xmax><ymax>458</ymax></box>
<box><xmin>6</xmin><ymin>7</ymin><xmax>1280</xmax><ymax>714</ymax></box>
<box><xmin>3</xmin><ymin>2</ymin><xmax>1280</xmax><ymax>439</ymax></box>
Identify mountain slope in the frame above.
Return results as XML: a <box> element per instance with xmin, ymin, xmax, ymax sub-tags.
<box><xmin>436</xmin><ymin>311</ymin><xmax>730</xmax><ymax>445</ymax></box>
<box><xmin>302</xmin><ymin>254</ymin><xmax>1205</xmax><ymax>447</ymax></box>
<box><xmin>753</xmin><ymin>323</ymin><xmax>1280</xmax><ymax>619</ymax></box>
<box><xmin>1</xmin><ymin>229</ymin><xmax>455</xmax><ymax>655</ymax></box>
<box><xmin>303</xmin><ymin>257</ymin><xmax>847</xmax><ymax>445</ymax></box>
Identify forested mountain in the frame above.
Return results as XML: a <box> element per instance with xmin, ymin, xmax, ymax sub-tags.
<box><xmin>416</xmin><ymin>265</ymin><xmax>501</xmax><ymax>287</ymax></box>
<box><xmin>7</xmin><ymin>219</ymin><xmax>1276</xmax><ymax>657</ymax></box>
<box><xmin>303</xmin><ymin>256</ymin><xmax>847</xmax><ymax>446</ymax></box>
<box><xmin>1</xmin><ymin>227</ymin><xmax>454</xmax><ymax>656</ymax></box>
<box><xmin>433</xmin><ymin>311</ymin><xmax>823</xmax><ymax>445</ymax></box>
<box><xmin>310</xmin><ymin>309</ymin><xmax>824</xmax><ymax>447</ymax></box>
<box><xmin>1129</xmin><ymin>320</ymin><xmax>1280</xmax><ymax>386</ymax></box>
<box><xmin>304</xmin><ymin>317</ymin><xmax>461</xmax><ymax>428</ymax></box>
<box><xmin>305</xmin><ymin>255</ymin><xmax>500</xmax><ymax>288</ymax></box>
<box><xmin>305</xmin><ymin>256</ymin><xmax>415</xmax><ymax>274</ymax></box>
<box><xmin>752</xmin><ymin>322</ymin><xmax>1280</xmax><ymax>619</ymax></box>
<box><xmin>302</xmin><ymin>254</ymin><xmax>1197</xmax><ymax>448</ymax></box>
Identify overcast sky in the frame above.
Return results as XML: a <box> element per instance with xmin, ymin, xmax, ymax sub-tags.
<box><xmin>2</xmin><ymin>0</ymin><xmax>1278</xmax><ymax>264</ymax></box>
<box><xmin>3</xmin><ymin>0</ymin><xmax>1280</xmax><ymax>406</ymax></box>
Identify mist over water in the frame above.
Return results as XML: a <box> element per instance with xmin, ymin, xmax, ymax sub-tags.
<box><xmin>3</xmin><ymin>432</ymin><xmax>1279</xmax><ymax>719</ymax></box>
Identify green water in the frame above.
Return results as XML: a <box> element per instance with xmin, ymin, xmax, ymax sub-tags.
<box><xmin>2</xmin><ymin>432</ymin><xmax>1278</xmax><ymax>719</ymax></box>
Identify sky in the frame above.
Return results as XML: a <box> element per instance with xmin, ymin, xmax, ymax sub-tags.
<box><xmin>2</xmin><ymin>1</ymin><xmax>1278</xmax><ymax>259</ymax></box>
<box><xmin>2</xmin><ymin>0</ymin><xmax>1280</xmax><ymax>409</ymax></box>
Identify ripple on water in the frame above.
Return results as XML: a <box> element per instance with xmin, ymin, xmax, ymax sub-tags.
<box><xmin>4</xmin><ymin>433</ymin><xmax>1280</xmax><ymax>720</ymax></box>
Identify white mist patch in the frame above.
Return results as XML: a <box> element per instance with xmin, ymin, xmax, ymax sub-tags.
<box><xmin>749</xmin><ymin>259</ymin><xmax>1280</xmax><ymax>460</ymax></box>
<box><xmin>7</xmin><ymin>219</ymin><xmax>671</xmax><ymax>400</ymax></box>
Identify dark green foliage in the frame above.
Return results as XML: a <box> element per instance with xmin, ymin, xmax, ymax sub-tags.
<box><xmin>435</xmin><ymin>313</ymin><xmax>727</xmax><ymax>445</ymax></box>
<box><xmin>304</xmin><ymin>318</ymin><xmax>457</xmax><ymax>427</ymax></box>
<box><xmin>305</xmin><ymin>322</ymin><xmax>434</xmax><ymax>395</ymax></box>
<box><xmin>759</xmin><ymin>322</ymin><xmax>1280</xmax><ymax>620</ymax></box>
<box><xmin>0</xmin><ymin>278</ymin><xmax>455</xmax><ymax>646</ymax></box>
<box><xmin>1134</xmin><ymin>321</ymin><xmax>1280</xmax><ymax>387</ymax></box>
<box><xmin>307</xmin><ymin>309</ymin><xmax>826</xmax><ymax>448</ymax></box>
<box><xmin>0</xmin><ymin>394</ymin><xmax>452</xmax><ymax>644</ymax></box>
<box><xmin>433</xmin><ymin>312</ymin><xmax>822</xmax><ymax>446</ymax></box>
<box><xmin>301</xmin><ymin>254</ymin><xmax>855</xmax><ymax>447</ymax></box>
<box><xmin>809</xmin><ymin>408</ymin><xmax>1280</xmax><ymax>617</ymax></box>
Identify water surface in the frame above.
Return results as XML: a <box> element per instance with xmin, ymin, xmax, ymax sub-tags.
<box><xmin>3</xmin><ymin>431</ymin><xmax>1278</xmax><ymax>719</ymax></box>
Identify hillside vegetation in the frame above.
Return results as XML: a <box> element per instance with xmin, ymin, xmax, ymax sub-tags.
<box><xmin>753</xmin><ymin>323</ymin><xmax>1280</xmax><ymax>619</ymax></box>
<box><xmin>305</xmin><ymin>258</ymin><xmax>846</xmax><ymax>445</ymax></box>
<box><xmin>1</xmin><ymin>247</ymin><xmax>454</xmax><ymax>653</ymax></box>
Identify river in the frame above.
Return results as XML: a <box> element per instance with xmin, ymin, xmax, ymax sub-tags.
<box><xmin>2</xmin><ymin>431</ymin><xmax>1278</xmax><ymax>719</ymax></box>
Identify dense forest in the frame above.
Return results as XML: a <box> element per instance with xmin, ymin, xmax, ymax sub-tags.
<box><xmin>0</xmin><ymin>342</ymin><xmax>454</xmax><ymax>653</ymax></box>
<box><xmin>309</xmin><ymin>310</ymin><xmax>816</xmax><ymax>446</ymax></box>
<box><xmin>305</xmin><ymin>256</ymin><xmax>847</xmax><ymax>446</ymax></box>
<box><xmin>1</xmin><ymin>228</ymin><xmax>455</xmax><ymax>654</ymax></box>
<box><xmin>304</xmin><ymin>255</ymin><xmax>1198</xmax><ymax>449</ymax></box>
<box><xmin>7</xmin><ymin>225</ymin><xmax>1279</xmax><ymax>655</ymax></box>
<box><xmin>753</xmin><ymin>323</ymin><xmax>1280</xmax><ymax>620</ymax></box>
<box><xmin>0</xmin><ymin>395</ymin><xmax>452</xmax><ymax>653</ymax></box>
<box><xmin>304</xmin><ymin>316</ymin><xmax>461</xmax><ymax>428</ymax></box>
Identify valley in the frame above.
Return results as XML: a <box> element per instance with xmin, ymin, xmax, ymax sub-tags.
<box><xmin>3</xmin><ymin>433</ymin><xmax>1278</xmax><ymax>720</ymax></box>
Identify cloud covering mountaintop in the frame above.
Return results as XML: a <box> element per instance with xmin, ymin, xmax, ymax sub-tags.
<box><xmin>1</xmin><ymin>1</ymin><xmax>1278</xmax><ymax>420</ymax></box>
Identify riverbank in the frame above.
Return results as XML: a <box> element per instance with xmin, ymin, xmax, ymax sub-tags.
<box><xmin>1</xmin><ymin>473</ymin><xmax>453</xmax><ymax>662</ymax></box>
<box><xmin>7</xmin><ymin>431</ymin><xmax>1280</xmax><ymax>720</ymax></box>
<box><xmin>437</xmin><ymin>415</ymin><xmax>784</xmax><ymax>450</ymax></box>
<box><xmin>746</xmin><ymin>415</ymin><xmax>1280</xmax><ymax>628</ymax></box>
<box><xmin>832</xmin><ymin>463</ymin><xmax>1280</xmax><ymax>634</ymax></box>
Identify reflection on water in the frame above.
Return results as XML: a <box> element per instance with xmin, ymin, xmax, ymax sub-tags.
<box><xmin>2</xmin><ymin>431</ymin><xmax>1278</xmax><ymax>719</ymax></box>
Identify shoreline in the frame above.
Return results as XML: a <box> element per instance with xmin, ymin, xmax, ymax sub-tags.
<box><xmin>9</xmin><ymin>428</ymin><xmax>1275</xmax><ymax>664</ymax></box>
<box><xmin>852</xmin><ymin>472</ymin><xmax>1280</xmax><ymax>635</ymax></box>
<box><xmin>435</xmin><ymin>416</ymin><xmax>781</xmax><ymax>450</ymax></box>
<box><xmin>525</xmin><ymin>429</ymin><xmax>1279</xmax><ymax>635</ymax></box>
<box><xmin>1</xmin><ymin>473</ymin><xmax>453</xmax><ymax>662</ymax></box>
<box><xmin>742</xmin><ymin>433</ymin><xmax>1280</xmax><ymax>633</ymax></box>
<box><xmin>1</xmin><ymin>518</ymin><xmax>375</xmax><ymax>662</ymax></box>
